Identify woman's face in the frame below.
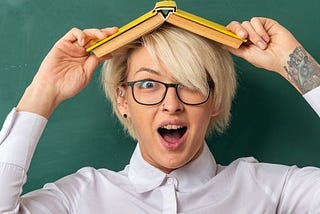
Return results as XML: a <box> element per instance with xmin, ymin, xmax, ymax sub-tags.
<box><xmin>118</xmin><ymin>47</ymin><xmax>217</xmax><ymax>173</ymax></box>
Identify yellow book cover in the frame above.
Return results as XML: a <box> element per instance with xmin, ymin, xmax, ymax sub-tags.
<box><xmin>86</xmin><ymin>10</ymin><xmax>158</xmax><ymax>52</ymax></box>
<box><xmin>87</xmin><ymin>1</ymin><xmax>244</xmax><ymax>57</ymax></box>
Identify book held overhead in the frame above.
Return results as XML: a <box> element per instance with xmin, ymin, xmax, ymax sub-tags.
<box><xmin>87</xmin><ymin>0</ymin><xmax>245</xmax><ymax>57</ymax></box>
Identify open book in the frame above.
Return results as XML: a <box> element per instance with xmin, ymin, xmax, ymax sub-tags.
<box><xmin>87</xmin><ymin>1</ymin><xmax>245</xmax><ymax>57</ymax></box>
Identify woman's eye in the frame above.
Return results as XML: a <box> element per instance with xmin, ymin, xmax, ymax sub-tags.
<box><xmin>138</xmin><ymin>81</ymin><xmax>156</xmax><ymax>89</ymax></box>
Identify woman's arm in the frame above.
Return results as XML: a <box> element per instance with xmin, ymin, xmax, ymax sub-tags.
<box><xmin>225</xmin><ymin>17</ymin><xmax>320</xmax><ymax>95</ymax></box>
<box><xmin>17</xmin><ymin>27</ymin><xmax>117</xmax><ymax>118</ymax></box>
<box><xmin>0</xmin><ymin>27</ymin><xmax>117</xmax><ymax>213</ymax></box>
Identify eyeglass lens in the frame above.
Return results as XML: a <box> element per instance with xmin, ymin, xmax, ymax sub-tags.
<box><xmin>130</xmin><ymin>80</ymin><xmax>210</xmax><ymax>105</ymax></box>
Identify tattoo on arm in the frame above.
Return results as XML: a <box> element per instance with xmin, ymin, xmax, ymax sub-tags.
<box><xmin>284</xmin><ymin>47</ymin><xmax>320</xmax><ymax>94</ymax></box>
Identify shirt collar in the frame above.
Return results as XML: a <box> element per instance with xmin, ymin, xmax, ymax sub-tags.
<box><xmin>128</xmin><ymin>143</ymin><xmax>217</xmax><ymax>193</ymax></box>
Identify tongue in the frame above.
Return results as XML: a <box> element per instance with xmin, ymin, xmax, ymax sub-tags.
<box><xmin>162</xmin><ymin>130</ymin><xmax>182</xmax><ymax>143</ymax></box>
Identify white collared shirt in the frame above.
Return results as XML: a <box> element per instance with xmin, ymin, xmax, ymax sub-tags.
<box><xmin>0</xmin><ymin>87</ymin><xmax>319</xmax><ymax>213</ymax></box>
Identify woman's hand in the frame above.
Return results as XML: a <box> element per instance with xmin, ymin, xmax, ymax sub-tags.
<box><xmin>17</xmin><ymin>27</ymin><xmax>118</xmax><ymax>118</ymax></box>
<box><xmin>225</xmin><ymin>17</ymin><xmax>299</xmax><ymax>76</ymax></box>
<box><xmin>225</xmin><ymin>17</ymin><xmax>320</xmax><ymax>94</ymax></box>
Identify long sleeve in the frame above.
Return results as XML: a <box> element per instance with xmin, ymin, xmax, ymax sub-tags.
<box><xmin>278</xmin><ymin>166</ymin><xmax>320</xmax><ymax>213</ymax></box>
<box><xmin>303</xmin><ymin>86</ymin><xmax>320</xmax><ymax>117</ymax></box>
<box><xmin>0</xmin><ymin>108</ymin><xmax>47</xmax><ymax>213</ymax></box>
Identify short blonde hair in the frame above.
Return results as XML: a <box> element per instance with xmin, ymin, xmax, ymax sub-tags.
<box><xmin>102</xmin><ymin>24</ymin><xmax>236</xmax><ymax>139</ymax></box>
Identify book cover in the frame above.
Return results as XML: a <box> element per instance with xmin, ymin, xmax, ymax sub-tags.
<box><xmin>87</xmin><ymin>1</ymin><xmax>245</xmax><ymax>57</ymax></box>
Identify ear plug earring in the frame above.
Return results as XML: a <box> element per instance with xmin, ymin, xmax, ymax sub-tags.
<box><xmin>123</xmin><ymin>114</ymin><xmax>127</xmax><ymax>118</ymax></box>
<box><xmin>118</xmin><ymin>89</ymin><xmax>124</xmax><ymax>97</ymax></box>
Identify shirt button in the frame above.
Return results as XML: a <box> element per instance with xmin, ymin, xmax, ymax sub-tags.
<box><xmin>167</xmin><ymin>177</ymin><xmax>174</xmax><ymax>185</ymax></box>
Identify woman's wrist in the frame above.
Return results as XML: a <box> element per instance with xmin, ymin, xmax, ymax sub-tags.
<box><xmin>17</xmin><ymin>82</ymin><xmax>59</xmax><ymax>119</ymax></box>
<box><xmin>281</xmin><ymin>46</ymin><xmax>320</xmax><ymax>94</ymax></box>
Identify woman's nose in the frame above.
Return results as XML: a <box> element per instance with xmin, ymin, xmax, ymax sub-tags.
<box><xmin>161</xmin><ymin>88</ymin><xmax>184</xmax><ymax>113</ymax></box>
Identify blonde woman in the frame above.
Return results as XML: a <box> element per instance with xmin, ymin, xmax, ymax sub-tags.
<box><xmin>0</xmin><ymin>17</ymin><xmax>319</xmax><ymax>213</ymax></box>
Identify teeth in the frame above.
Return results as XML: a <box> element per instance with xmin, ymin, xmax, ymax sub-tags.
<box><xmin>162</xmin><ymin>125</ymin><xmax>183</xmax><ymax>130</ymax></box>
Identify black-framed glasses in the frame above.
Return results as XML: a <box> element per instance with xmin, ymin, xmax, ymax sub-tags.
<box><xmin>124</xmin><ymin>79</ymin><xmax>214</xmax><ymax>106</ymax></box>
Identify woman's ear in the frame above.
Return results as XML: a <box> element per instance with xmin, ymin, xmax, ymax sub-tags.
<box><xmin>116</xmin><ymin>87</ymin><xmax>129</xmax><ymax>117</ymax></box>
<box><xmin>211</xmin><ymin>106</ymin><xmax>222</xmax><ymax>117</ymax></box>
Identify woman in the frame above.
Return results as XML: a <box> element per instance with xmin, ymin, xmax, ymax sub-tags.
<box><xmin>0</xmin><ymin>17</ymin><xmax>319</xmax><ymax>213</ymax></box>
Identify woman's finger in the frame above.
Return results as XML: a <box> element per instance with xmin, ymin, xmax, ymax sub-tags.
<box><xmin>60</xmin><ymin>27</ymin><xmax>118</xmax><ymax>48</ymax></box>
<box><xmin>241</xmin><ymin>21</ymin><xmax>268</xmax><ymax>50</ymax></box>
<box><xmin>100</xmin><ymin>26</ymin><xmax>119</xmax><ymax>35</ymax></box>
<box><xmin>61</xmin><ymin>27</ymin><xmax>86</xmax><ymax>46</ymax></box>
<box><xmin>83</xmin><ymin>29</ymin><xmax>107</xmax><ymax>38</ymax></box>
<box><xmin>83</xmin><ymin>27</ymin><xmax>119</xmax><ymax>47</ymax></box>
<box><xmin>250</xmin><ymin>17</ymin><xmax>270</xmax><ymax>43</ymax></box>
<box><xmin>226</xmin><ymin>21</ymin><xmax>248</xmax><ymax>39</ymax></box>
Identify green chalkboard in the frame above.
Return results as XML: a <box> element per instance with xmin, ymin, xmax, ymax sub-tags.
<box><xmin>0</xmin><ymin>0</ymin><xmax>319</xmax><ymax>193</ymax></box>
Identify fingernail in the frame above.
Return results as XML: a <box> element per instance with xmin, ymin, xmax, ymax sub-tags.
<box><xmin>79</xmin><ymin>38</ymin><xmax>85</xmax><ymax>46</ymax></box>
<box><xmin>239</xmin><ymin>31</ymin><xmax>247</xmax><ymax>39</ymax></box>
<box><xmin>262</xmin><ymin>35</ymin><xmax>270</xmax><ymax>43</ymax></box>
<box><xmin>111</xmin><ymin>26</ymin><xmax>119</xmax><ymax>32</ymax></box>
<box><xmin>257</xmin><ymin>41</ymin><xmax>267</xmax><ymax>50</ymax></box>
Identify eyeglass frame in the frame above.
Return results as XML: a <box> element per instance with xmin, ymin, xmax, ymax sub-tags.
<box><xmin>122</xmin><ymin>79</ymin><xmax>215</xmax><ymax>106</ymax></box>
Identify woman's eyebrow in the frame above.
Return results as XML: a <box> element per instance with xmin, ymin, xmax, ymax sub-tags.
<box><xmin>135</xmin><ymin>67</ymin><xmax>161</xmax><ymax>76</ymax></box>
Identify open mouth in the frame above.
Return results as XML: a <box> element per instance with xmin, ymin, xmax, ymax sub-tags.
<box><xmin>158</xmin><ymin>124</ymin><xmax>187</xmax><ymax>144</ymax></box>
